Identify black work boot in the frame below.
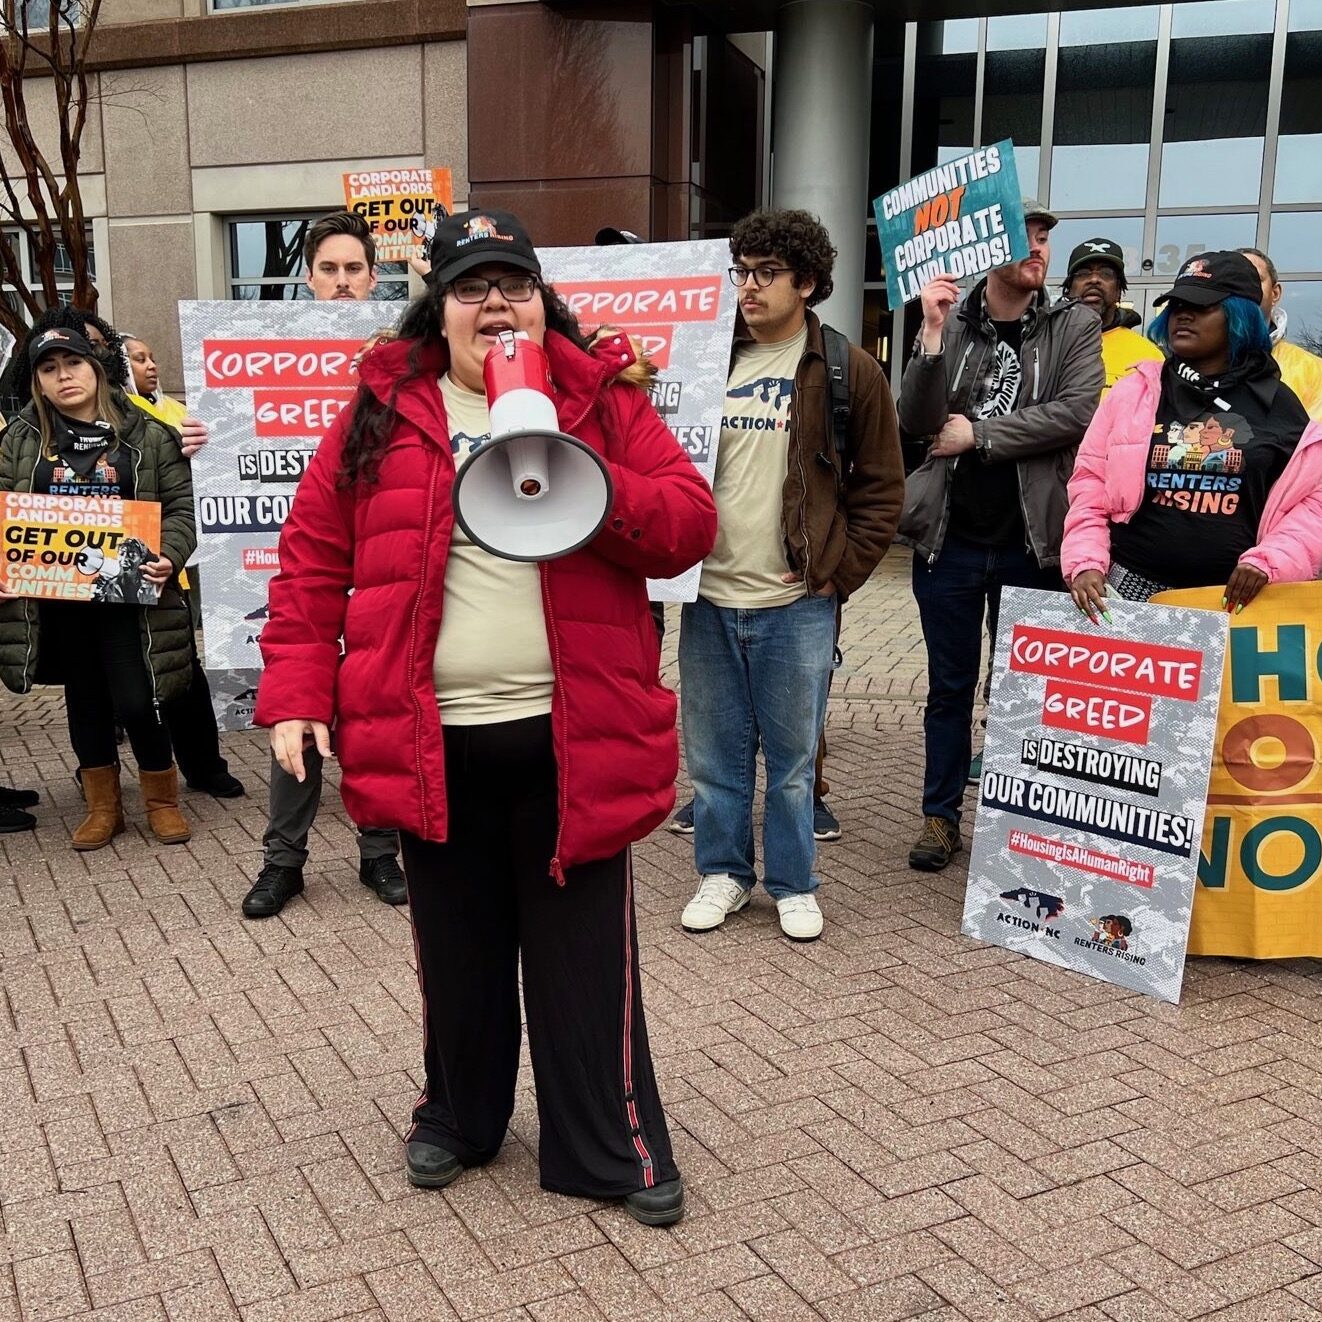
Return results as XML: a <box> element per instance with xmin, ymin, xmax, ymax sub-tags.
<box><xmin>241</xmin><ymin>863</ymin><xmax>304</xmax><ymax>917</ymax></box>
<box><xmin>908</xmin><ymin>816</ymin><xmax>964</xmax><ymax>872</ymax></box>
<box><xmin>360</xmin><ymin>856</ymin><xmax>407</xmax><ymax>906</ymax></box>
<box><xmin>625</xmin><ymin>1177</ymin><xmax>684</xmax><ymax>1227</ymax></box>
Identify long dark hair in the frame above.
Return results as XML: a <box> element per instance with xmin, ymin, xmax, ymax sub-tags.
<box><xmin>0</xmin><ymin>306</ymin><xmax>128</xmax><ymax>423</ymax></box>
<box><xmin>338</xmin><ymin>278</ymin><xmax>590</xmax><ymax>487</ymax></box>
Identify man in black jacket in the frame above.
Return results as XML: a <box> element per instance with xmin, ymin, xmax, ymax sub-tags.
<box><xmin>898</xmin><ymin>200</ymin><xmax>1104</xmax><ymax>870</ymax></box>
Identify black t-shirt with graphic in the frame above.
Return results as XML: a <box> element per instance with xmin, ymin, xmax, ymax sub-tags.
<box><xmin>32</xmin><ymin>411</ymin><xmax>134</xmax><ymax>498</ymax></box>
<box><xmin>948</xmin><ymin>316</ymin><xmax>1026</xmax><ymax>548</ymax></box>
<box><xmin>1109</xmin><ymin>357</ymin><xmax>1307</xmax><ymax>587</ymax></box>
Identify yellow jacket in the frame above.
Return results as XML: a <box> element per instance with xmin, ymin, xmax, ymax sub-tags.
<box><xmin>1273</xmin><ymin>338</ymin><xmax>1322</xmax><ymax>421</ymax></box>
<box><xmin>128</xmin><ymin>391</ymin><xmax>189</xmax><ymax>430</ymax></box>
<box><xmin>1101</xmin><ymin>324</ymin><xmax>1164</xmax><ymax>396</ymax></box>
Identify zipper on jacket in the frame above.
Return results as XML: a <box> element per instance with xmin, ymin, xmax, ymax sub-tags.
<box><xmin>1032</xmin><ymin>347</ymin><xmax>1041</xmax><ymax>401</ymax></box>
<box><xmin>540</xmin><ymin>567</ymin><xmax>569</xmax><ymax>886</ymax></box>
<box><xmin>19</xmin><ymin>435</ymin><xmax>40</xmax><ymax>691</ymax></box>
<box><xmin>541</xmin><ymin>366</ymin><xmax>609</xmax><ymax>883</ymax></box>
<box><xmin>951</xmin><ymin>343</ymin><xmax>975</xmax><ymax>397</ymax></box>
<box><xmin>128</xmin><ymin>438</ymin><xmax>163</xmax><ymax>715</ymax></box>
<box><xmin>408</xmin><ymin>458</ymin><xmax>442</xmax><ymax>841</ymax></box>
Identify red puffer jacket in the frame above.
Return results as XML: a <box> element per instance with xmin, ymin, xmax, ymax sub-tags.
<box><xmin>255</xmin><ymin>330</ymin><xmax>717</xmax><ymax>877</ymax></box>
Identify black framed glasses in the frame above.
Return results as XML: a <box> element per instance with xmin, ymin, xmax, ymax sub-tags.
<box><xmin>449</xmin><ymin>274</ymin><xmax>539</xmax><ymax>303</ymax></box>
<box><xmin>727</xmin><ymin>265</ymin><xmax>794</xmax><ymax>289</ymax></box>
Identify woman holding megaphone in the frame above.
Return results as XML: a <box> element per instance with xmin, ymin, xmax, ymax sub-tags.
<box><xmin>257</xmin><ymin>209</ymin><xmax>716</xmax><ymax>1225</ymax></box>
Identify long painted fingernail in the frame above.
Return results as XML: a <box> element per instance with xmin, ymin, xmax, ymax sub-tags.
<box><xmin>1102</xmin><ymin>610</ymin><xmax>1113</xmax><ymax>624</ymax></box>
<box><xmin>1221</xmin><ymin>596</ymin><xmax>1228</xmax><ymax>609</ymax></box>
<box><xmin>1235</xmin><ymin>602</ymin><xmax>1245</xmax><ymax>614</ymax></box>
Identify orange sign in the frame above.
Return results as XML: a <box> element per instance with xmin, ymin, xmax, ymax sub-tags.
<box><xmin>2</xmin><ymin>491</ymin><xmax>163</xmax><ymax>604</ymax></box>
<box><xmin>342</xmin><ymin>167</ymin><xmax>454</xmax><ymax>264</ymax></box>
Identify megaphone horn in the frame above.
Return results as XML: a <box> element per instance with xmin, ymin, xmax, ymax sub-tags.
<box><xmin>451</xmin><ymin>331</ymin><xmax>613</xmax><ymax>562</ymax></box>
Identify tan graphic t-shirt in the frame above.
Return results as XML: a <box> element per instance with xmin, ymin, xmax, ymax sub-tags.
<box><xmin>699</xmin><ymin>325</ymin><xmax>808</xmax><ymax>608</ymax></box>
<box><xmin>432</xmin><ymin>373</ymin><xmax>554</xmax><ymax>725</ymax></box>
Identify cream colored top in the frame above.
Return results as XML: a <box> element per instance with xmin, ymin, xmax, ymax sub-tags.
<box><xmin>699</xmin><ymin>325</ymin><xmax>808</xmax><ymax>607</ymax></box>
<box><xmin>432</xmin><ymin>373</ymin><xmax>554</xmax><ymax>725</ymax></box>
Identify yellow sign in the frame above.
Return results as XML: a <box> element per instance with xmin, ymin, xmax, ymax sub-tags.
<box><xmin>1154</xmin><ymin>583</ymin><xmax>1322</xmax><ymax>958</ymax></box>
<box><xmin>341</xmin><ymin>167</ymin><xmax>454</xmax><ymax>264</ymax></box>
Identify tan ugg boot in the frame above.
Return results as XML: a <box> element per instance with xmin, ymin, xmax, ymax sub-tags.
<box><xmin>72</xmin><ymin>766</ymin><xmax>125</xmax><ymax>851</ymax></box>
<box><xmin>138</xmin><ymin>766</ymin><xmax>191</xmax><ymax>845</ymax></box>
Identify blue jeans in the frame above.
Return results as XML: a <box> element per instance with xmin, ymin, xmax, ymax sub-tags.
<box><xmin>912</xmin><ymin>534</ymin><xmax>1062</xmax><ymax>825</ymax></box>
<box><xmin>678</xmin><ymin>594</ymin><xmax>836</xmax><ymax>899</ymax></box>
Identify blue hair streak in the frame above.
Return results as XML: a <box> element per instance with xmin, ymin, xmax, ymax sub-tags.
<box><xmin>1148</xmin><ymin>295</ymin><xmax>1272</xmax><ymax>367</ymax></box>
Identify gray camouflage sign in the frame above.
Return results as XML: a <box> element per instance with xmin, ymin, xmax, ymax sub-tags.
<box><xmin>961</xmin><ymin>587</ymin><xmax>1228</xmax><ymax>1003</ymax></box>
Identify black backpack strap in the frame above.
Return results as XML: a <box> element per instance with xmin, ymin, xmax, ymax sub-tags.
<box><xmin>820</xmin><ymin>324</ymin><xmax>852</xmax><ymax>475</ymax></box>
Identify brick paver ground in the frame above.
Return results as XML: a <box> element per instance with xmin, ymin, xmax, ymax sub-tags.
<box><xmin>3</xmin><ymin>548</ymin><xmax>1322</xmax><ymax>1321</ymax></box>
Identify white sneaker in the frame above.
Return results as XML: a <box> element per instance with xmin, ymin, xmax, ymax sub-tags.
<box><xmin>776</xmin><ymin>894</ymin><xmax>823</xmax><ymax>942</ymax></box>
<box><xmin>681</xmin><ymin>874</ymin><xmax>751</xmax><ymax>932</ymax></box>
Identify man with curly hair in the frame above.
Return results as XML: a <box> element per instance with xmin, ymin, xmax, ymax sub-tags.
<box><xmin>898</xmin><ymin>201</ymin><xmax>1104</xmax><ymax>872</ymax></box>
<box><xmin>678</xmin><ymin>208</ymin><xmax>905</xmax><ymax>943</ymax></box>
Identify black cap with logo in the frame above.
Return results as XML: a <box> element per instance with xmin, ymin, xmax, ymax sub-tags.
<box><xmin>1066</xmin><ymin>237</ymin><xmax>1126</xmax><ymax>281</ymax></box>
<box><xmin>595</xmin><ymin>227</ymin><xmax>643</xmax><ymax>245</ymax></box>
<box><xmin>28</xmin><ymin>327</ymin><xmax>98</xmax><ymax>371</ymax></box>
<box><xmin>425</xmin><ymin>209</ymin><xmax>541</xmax><ymax>286</ymax></box>
<box><xmin>1153</xmin><ymin>250</ymin><xmax>1264</xmax><ymax>308</ymax></box>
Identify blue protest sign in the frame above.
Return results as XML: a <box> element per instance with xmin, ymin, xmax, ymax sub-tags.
<box><xmin>873</xmin><ymin>141</ymin><xmax>1029</xmax><ymax>310</ymax></box>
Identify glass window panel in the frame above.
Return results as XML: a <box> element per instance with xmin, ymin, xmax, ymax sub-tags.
<box><xmin>1266</xmin><ymin>212</ymin><xmax>1322</xmax><ymax>273</ymax></box>
<box><xmin>1280</xmin><ymin>280</ymin><xmax>1322</xmax><ymax>352</ymax></box>
<box><xmin>230</xmin><ymin>283</ymin><xmax>313</xmax><ymax>302</ymax></box>
<box><xmin>1290</xmin><ymin>0</ymin><xmax>1322</xmax><ymax>31</ymax></box>
<box><xmin>20</xmin><ymin>1</ymin><xmax>81</xmax><ymax>26</ymax></box>
<box><xmin>1171</xmin><ymin>0</ymin><xmax>1275</xmax><ymax>38</ymax></box>
<box><xmin>986</xmin><ymin>13</ymin><xmax>1047</xmax><ymax>50</ymax></box>
<box><xmin>983</xmin><ymin>44</ymin><xmax>1044</xmax><ymax>190</ymax></box>
<box><xmin>1160</xmin><ymin>32</ymin><xmax>1271</xmax><ymax>207</ymax></box>
<box><xmin>211</xmin><ymin>0</ymin><xmax>348</xmax><ymax>8</ymax></box>
<box><xmin>1052</xmin><ymin>31</ymin><xmax>1157</xmax><ymax>212</ymax></box>
<box><xmin>1276</xmin><ymin>23</ymin><xmax>1322</xmax><ymax>203</ymax></box>
<box><xmin>937</xmin><ymin>18</ymin><xmax>978</xmax><ymax>54</ymax></box>
<box><xmin>1154</xmin><ymin>213</ymin><xmax>1258</xmax><ymax>276</ymax></box>
<box><xmin>912</xmin><ymin>26</ymin><xmax>977</xmax><ymax>176</ymax></box>
<box><xmin>861</xmin><ymin>288</ymin><xmax>893</xmax><ymax>367</ymax></box>
<box><xmin>1059</xmin><ymin>6</ymin><xmax>1160</xmax><ymax>46</ymax></box>
<box><xmin>229</xmin><ymin>219</ymin><xmax>312</xmax><ymax>281</ymax></box>
<box><xmin>1047</xmin><ymin>216</ymin><xmax>1146</xmax><ymax>283</ymax></box>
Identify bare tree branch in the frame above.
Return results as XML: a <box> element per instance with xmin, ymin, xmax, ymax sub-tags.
<box><xmin>0</xmin><ymin>0</ymin><xmax>101</xmax><ymax>338</ymax></box>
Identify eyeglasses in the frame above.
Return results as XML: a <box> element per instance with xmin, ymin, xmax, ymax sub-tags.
<box><xmin>449</xmin><ymin>274</ymin><xmax>538</xmax><ymax>304</ymax></box>
<box><xmin>728</xmin><ymin>266</ymin><xmax>794</xmax><ymax>289</ymax></box>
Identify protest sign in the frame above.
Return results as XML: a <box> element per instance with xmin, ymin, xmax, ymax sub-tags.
<box><xmin>1152</xmin><ymin>583</ymin><xmax>1322</xmax><ymax>959</ymax></box>
<box><xmin>873</xmin><ymin>141</ymin><xmax>1028</xmax><ymax>309</ymax></box>
<box><xmin>342</xmin><ymin>167</ymin><xmax>454</xmax><ymax>263</ymax></box>
<box><xmin>1</xmin><ymin>492</ymin><xmax>163</xmax><ymax>604</ymax></box>
<box><xmin>181</xmin><ymin>240</ymin><xmax>735</xmax><ymax>726</ymax></box>
<box><xmin>180</xmin><ymin>300</ymin><xmax>387</xmax><ymax>728</ymax></box>
<box><xmin>961</xmin><ymin>588</ymin><xmax>1228</xmax><ymax>1003</ymax></box>
<box><xmin>538</xmin><ymin>238</ymin><xmax>738</xmax><ymax>603</ymax></box>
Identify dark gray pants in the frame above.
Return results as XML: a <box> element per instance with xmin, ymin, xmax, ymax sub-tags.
<box><xmin>262</xmin><ymin>748</ymin><xmax>398</xmax><ymax>869</ymax></box>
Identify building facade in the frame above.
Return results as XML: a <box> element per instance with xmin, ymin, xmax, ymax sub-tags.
<box><xmin>2</xmin><ymin>0</ymin><xmax>1320</xmax><ymax>399</ymax></box>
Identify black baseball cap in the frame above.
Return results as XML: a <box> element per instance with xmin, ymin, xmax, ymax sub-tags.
<box><xmin>1066</xmin><ymin>237</ymin><xmax>1125</xmax><ymax>281</ymax></box>
<box><xmin>425</xmin><ymin>209</ymin><xmax>541</xmax><ymax>285</ymax></box>
<box><xmin>1153</xmin><ymin>250</ymin><xmax>1264</xmax><ymax>308</ymax></box>
<box><xmin>29</xmin><ymin>327</ymin><xmax>97</xmax><ymax>370</ymax></box>
<box><xmin>595</xmin><ymin>227</ymin><xmax>642</xmax><ymax>245</ymax></box>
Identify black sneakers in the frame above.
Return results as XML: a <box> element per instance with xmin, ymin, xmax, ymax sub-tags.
<box><xmin>908</xmin><ymin>817</ymin><xmax>964</xmax><ymax>871</ymax></box>
<box><xmin>0</xmin><ymin>784</ymin><xmax>38</xmax><ymax>833</ymax></box>
<box><xmin>186</xmin><ymin>769</ymin><xmax>246</xmax><ymax>799</ymax></box>
<box><xmin>405</xmin><ymin>1141</ymin><xmax>463</xmax><ymax>1189</ymax></box>
<box><xmin>360</xmin><ymin>856</ymin><xmax>408</xmax><ymax>906</ymax></box>
<box><xmin>241</xmin><ymin>863</ymin><xmax>304</xmax><ymax>917</ymax></box>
